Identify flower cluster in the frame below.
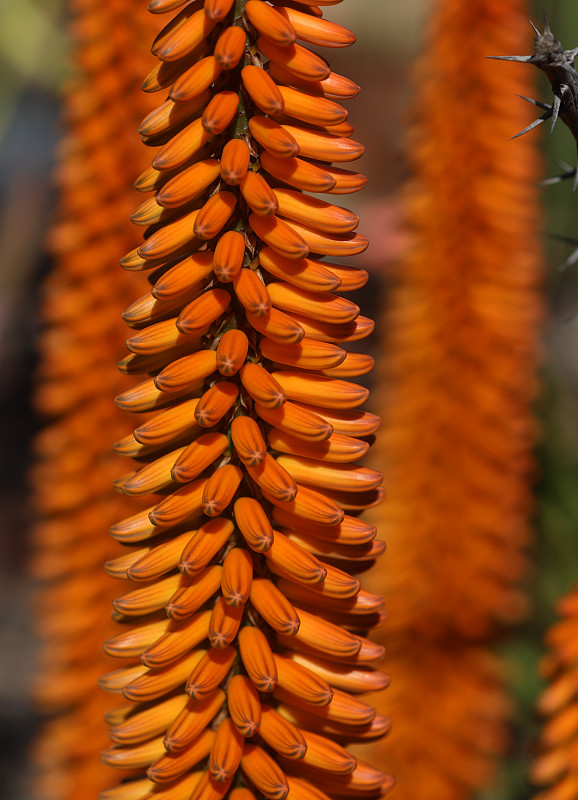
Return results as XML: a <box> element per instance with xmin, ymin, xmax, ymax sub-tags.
<box><xmin>30</xmin><ymin>2</ymin><xmax>162</xmax><ymax>797</ymax></box>
<box><xmin>366</xmin><ymin>0</ymin><xmax>543</xmax><ymax>796</ymax></box>
<box><xmin>99</xmin><ymin>1</ymin><xmax>389</xmax><ymax>799</ymax></box>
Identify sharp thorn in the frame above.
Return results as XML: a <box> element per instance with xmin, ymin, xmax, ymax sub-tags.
<box><xmin>511</xmin><ymin>109</ymin><xmax>553</xmax><ymax>140</ymax></box>
<box><xmin>558</xmin><ymin>247</ymin><xmax>578</xmax><ymax>273</ymax></box>
<box><xmin>487</xmin><ymin>54</ymin><xmax>534</xmax><ymax>62</ymax></box>
<box><xmin>543</xmin><ymin>11</ymin><xmax>552</xmax><ymax>35</ymax></box>
<box><xmin>517</xmin><ymin>94</ymin><xmax>552</xmax><ymax>111</ymax></box>
<box><xmin>551</xmin><ymin>94</ymin><xmax>561</xmax><ymax>132</ymax></box>
<box><xmin>528</xmin><ymin>18</ymin><xmax>540</xmax><ymax>36</ymax></box>
<box><xmin>547</xmin><ymin>233</ymin><xmax>578</xmax><ymax>244</ymax></box>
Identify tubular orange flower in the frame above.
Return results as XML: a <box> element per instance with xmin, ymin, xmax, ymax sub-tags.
<box><xmin>98</xmin><ymin>3</ymin><xmax>387</xmax><ymax>799</ymax></box>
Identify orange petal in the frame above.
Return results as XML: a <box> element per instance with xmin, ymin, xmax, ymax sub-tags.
<box><xmin>258</xmin><ymin>37</ymin><xmax>330</xmax><ymax>82</ymax></box>
<box><xmin>234</xmin><ymin>497</ymin><xmax>274</xmax><ymax>552</ymax></box>
<box><xmin>325</xmin><ymin>264</ymin><xmax>368</xmax><ymax>291</ymax></box>
<box><xmin>260</xmin><ymin>337</ymin><xmax>345</xmax><ymax>371</ymax></box>
<box><xmin>246</xmin><ymin>307</ymin><xmax>305</xmax><ymax>344</ymax></box>
<box><xmin>153</xmin><ymin>118</ymin><xmax>212</xmax><ymax>170</ymax></box>
<box><xmin>213</xmin><ymin>230</ymin><xmax>246</xmax><ymax>282</ymax></box>
<box><xmin>202</xmin><ymin>90</ymin><xmax>240</xmax><ymax>135</ymax></box>
<box><xmin>281</xmin><ymin>124</ymin><xmax>363</xmax><ymax>163</ymax></box>
<box><xmin>275</xmin><ymin>191</ymin><xmax>358</xmax><ymax>235</ymax></box>
<box><xmin>176</xmin><ymin>286</ymin><xmax>231</xmax><ymax>335</ymax></box>
<box><xmin>214</xmin><ymin>25</ymin><xmax>247</xmax><ymax>69</ymax></box>
<box><xmin>139</xmin><ymin>91</ymin><xmax>211</xmax><ymax>137</ymax></box>
<box><xmin>115</xmin><ymin>376</ymin><xmax>200</xmax><ymax>412</ymax></box>
<box><xmin>285</xmin><ymin>776</ymin><xmax>332</xmax><ymax>800</ymax></box>
<box><xmin>240</xmin><ymin>171</ymin><xmax>279</xmax><ymax>215</ymax></box>
<box><xmin>108</xmin><ymin>693</ymin><xmax>189</xmax><ymax>746</ymax></box>
<box><xmin>171</xmin><ymin>432</ymin><xmax>229</xmax><ymax>483</ymax></box>
<box><xmin>245</xmin><ymin>1</ymin><xmax>297</xmax><ymax>45</ymax></box>
<box><xmin>248</xmin><ymin>116</ymin><xmax>299</xmax><ymax>159</ymax></box>
<box><xmin>277</xmin><ymin>577</ymin><xmax>380</xmax><ymax>612</ymax></box>
<box><xmin>301</xmin><ymin>730</ymin><xmax>356</xmax><ymax>773</ymax></box>
<box><xmin>113</xmin><ymin>573</ymin><xmax>186</xmax><ymax>617</ymax></box>
<box><xmin>239</xmin><ymin>626</ymin><xmax>278</xmax><ymax>692</ymax></box>
<box><xmin>254</xmin><ymin>400</ymin><xmax>332</xmax><ymax>442</ymax></box>
<box><xmin>102</xmin><ymin>736</ymin><xmax>165</xmax><ymax>770</ymax></box>
<box><xmin>170</xmin><ymin>55</ymin><xmax>222</xmax><ymax>103</ymax></box>
<box><xmin>202</xmin><ymin>464</ymin><xmax>244</xmax><ymax>517</ymax></box>
<box><xmin>275</xmin><ymin>653</ymin><xmax>333</xmax><ymax>705</ymax></box>
<box><xmin>142</xmin><ymin>609</ymin><xmax>212</xmax><ymax>668</ymax></box>
<box><xmin>290</xmin><ymin>652</ymin><xmax>389</xmax><ymax>694</ymax></box>
<box><xmin>258</xmin><ymin>248</ymin><xmax>341</xmax><ymax>293</ymax></box>
<box><xmin>278</xmin><ymin>86</ymin><xmax>347</xmax><ymax>126</ymax></box>
<box><xmin>149</xmin><ymin>478</ymin><xmax>207</xmax><ymax>527</ymax></box>
<box><xmin>260</xmin><ymin>151</ymin><xmax>336</xmax><ymax>194</ymax></box>
<box><xmin>264</xmin><ymin>484</ymin><xmax>344</xmax><ymax>526</ymax></box>
<box><xmin>138</xmin><ymin>209</ymin><xmax>201</xmax><ymax>260</ymax></box>
<box><xmin>110</xmin><ymin>506</ymin><xmax>170</xmax><ymax>545</ymax></box>
<box><xmin>265</xmin><ymin>531</ymin><xmax>326</xmax><ymax>583</ymax></box>
<box><xmin>269</xmin><ymin>281</ymin><xmax>359</xmax><ymax>323</ymax></box>
<box><xmin>273</xmin><ymin>509</ymin><xmax>374</xmax><ymax>546</ymax></box>
<box><xmin>267</xmin><ymin>428</ymin><xmax>369</xmax><ymax>464</ymax></box>
<box><xmin>242</xmin><ymin>65</ymin><xmax>284</xmax><ymax>115</ymax></box>
<box><xmin>258</xmin><ymin>705</ymin><xmax>306</xmax><ymax>759</ymax></box>
<box><xmin>250</xmin><ymin>578</ymin><xmax>300</xmax><ymax>635</ymax></box>
<box><xmin>290</xmin><ymin>402</ymin><xmax>380</xmax><ymax>437</ymax></box>
<box><xmin>268</xmin><ymin>62</ymin><xmax>360</xmax><ymax>100</ymax></box>
<box><xmin>155</xmin><ymin>349</ymin><xmax>217</xmax><ymax>392</ymax></box>
<box><xmin>126</xmin><ymin>319</ymin><xmax>203</xmax><ymax>356</ymax></box>
<box><xmin>150</xmin><ymin>731</ymin><xmax>215</xmax><ymax>782</ymax></box>
<box><xmin>288</xmin><ymin>313</ymin><xmax>374</xmax><ymax>344</ymax></box>
<box><xmin>185</xmin><ymin>645</ymin><xmax>237</xmax><ymax>699</ymax></box>
<box><xmin>194</xmin><ymin>191</ymin><xmax>237</xmax><ymax>240</ymax></box>
<box><xmin>241</xmin><ymin>745</ymin><xmax>289</xmax><ymax>800</ymax></box>
<box><xmin>234</xmin><ymin>268</ymin><xmax>272</xmax><ymax>316</ymax></box>
<box><xmin>320</xmin><ymin>164</ymin><xmax>367</xmax><ymax>195</ymax></box>
<box><xmin>283</xmin><ymin>607</ymin><xmax>361</xmax><ymax>658</ymax></box>
<box><xmin>156</xmin><ymin>159</ymin><xmax>220</xmax><ymax>209</ymax></box>
<box><xmin>208</xmin><ymin>595</ymin><xmax>244</xmax><ymax>648</ymax></box>
<box><xmin>204</xmin><ymin>0</ymin><xmax>234</xmax><ymax>21</ymax></box>
<box><xmin>179</xmin><ymin>518</ymin><xmax>234</xmax><ymax>576</ymax></box>
<box><xmin>103</xmin><ymin>618</ymin><xmax>172</xmax><ymax>660</ymax></box>
<box><xmin>227</xmin><ymin>674</ymin><xmax>262</xmax><ymax>737</ymax></box>
<box><xmin>152</xmin><ymin>8</ymin><xmax>216</xmax><ymax>61</ymax></box>
<box><xmin>194</xmin><ymin>380</ymin><xmax>239</xmax><ymax>426</ymax></box>
<box><xmin>188</xmin><ymin>772</ymin><xmax>231</xmax><ymax>800</ymax></box>
<box><xmin>281</xmin><ymin>219</ymin><xmax>368</xmax><ymax>257</ymax></box>
<box><xmin>167</xmin><ymin>565</ymin><xmax>223</xmax><ymax>620</ymax></box>
<box><xmin>247</xmin><ymin>454</ymin><xmax>298</xmax><ymax>501</ymax></box>
<box><xmin>143</xmin><ymin>41</ymin><xmax>209</xmax><ymax>90</ymax></box>
<box><xmin>250</xmin><ymin>213</ymin><xmax>309</xmax><ymax>260</ymax></box>
<box><xmin>126</xmin><ymin>530</ymin><xmax>193</xmax><ymax>581</ymax></box>
<box><xmin>209</xmin><ymin>717</ymin><xmax>244</xmax><ymax>782</ymax></box>
<box><xmin>221</xmin><ymin>139</ymin><xmax>251</xmax><ymax>185</ymax></box>
<box><xmin>221</xmin><ymin>547</ymin><xmax>253</xmax><ymax>606</ymax></box>
<box><xmin>318</xmin><ymin>352</ymin><xmax>374</xmax><ymax>378</ymax></box>
<box><xmin>277</xmin><ymin>456</ymin><xmax>382</xmax><ymax>495</ymax></box>
<box><xmin>231</xmin><ymin>414</ymin><xmax>268</xmax><ymax>466</ymax></box>
<box><xmin>275</xmin><ymin>7</ymin><xmax>356</xmax><ymax>48</ymax></box>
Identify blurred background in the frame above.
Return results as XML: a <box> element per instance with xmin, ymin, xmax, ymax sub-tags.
<box><xmin>2</xmin><ymin>0</ymin><xmax>578</xmax><ymax>797</ymax></box>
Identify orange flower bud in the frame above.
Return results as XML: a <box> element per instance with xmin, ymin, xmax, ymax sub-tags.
<box><xmin>301</xmin><ymin>730</ymin><xmax>356</xmax><ymax>774</ymax></box>
<box><xmin>250</xmin><ymin>578</ymin><xmax>300</xmax><ymax>635</ymax></box>
<box><xmin>248</xmin><ymin>116</ymin><xmax>299</xmax><ymax>159</ymax></box>
<box><xmin>155</xmin><ymin>159</ymin><xmax>220</xmax><ymax>209</ymax></box>
<box><xmin>179</xmin><ymin>518</ymin><xmax>234</xmax><ymax>576</ymax></box>
<box><xmin>170</xmin><ymin>55</ymin><xmax>222</xmax><ymax>103</ymax></box>
<box><xmin>272</xmin><ymin>372</ymin><xmax>367</xmax><ymax>409</ymax></box>
<box><xmin>258</xmin><ymin>705</ymin><xmax>306</xmax><ymax>759</ymax></box>
<box><xmin>216</xmin><ymin>328</ymin><xmax>249</xmax><ymax>374</ymax></box>
<box><xmin>213</xmin><ymin>230</ymin><xmax>246</xmax><ymax>282</ymax></box>
<box><xmin>254</xmin><ymin>401</ymin><xmax>333</xmax><ymax>442</ymax></box>
<box><xmin>167</xmin><ymin>565</ymin><xmax>223</xmax><ymax>621</ymax></box>
<box><xmin>291</xmin><ymin>314</ymin><xmax>374</xmax><ymax>344</ymax></box>
<box><xmin>227</xmin><ymin>674</ymin><xmax>262</xmax><ymax>737</ymax></box>
<box><xmin>277</xmin><ymin>456</ymin><xmax>382</xmax><ymax>496</ymax></box>
<box><xmin>221</xmin><ymin>547</ymin><xmax>253</xmax><ymax>606</ymax></box>
<box><xmin>208</xmin><ymin>595</ymin><xmax>244</xmax><ymax>648</ymax></box>
<box><xmin>148</xmin><ymin>478</ymin><xmax>206</xmax><ymax>527</ymax></box>
<box><xmin>292</xmin><ymin>403</ymin><xmax>380</xmax><ymax>437</ymax></box>
<box><xmin>221</xmin><ymin>139</ymin><xmax>251</xmax><ymax>185</ymax></box>
<box><xmin>176</xmin><ymin>288</ymin><xmax>231</xmax><ymax>334</ymax></box>
<box><xmin>124</xmin><ymin>649</ymin><xmax>206</xmax><ymax>703</ymax></box>
<box><xmin>234</xmin><ymin>497</ymin><xmax>274</xmax><ymax>552</ymax></box>
<box><xmin>241</xmin><ymin>744</ymin><xmax>288</xmax><ymax>800</ymax></box>
<box><xmin>209</xmin><ymin>717</ymin><xmax>244</xmax><ymax>782</ymax></box>
<box><xmin>148</xmin><ymin>731</ymin><xmax>214</xmax><ymax>783</ymax></box>
<box><xmin>102</xmin><ymin>736</ymin><xmax>165</xmax><ymax>770</ymax></box>
<box><xmin>262</xmin><ymin>484</ymin><xmax>344</xmax><ymax>527</ymax></box>
<box><xmin>231</xmin><ymin>415</ymin><xmax>268</xmax><ymax>466</ymax></box>
<box><xmin>250</xmin><ymin>213</ymin><xmax>310</xmax><ymax>260</ymax></box>
<box><xmin>125</xmin><ymin>529</ymin><xmax>192</xmax><ymax>580</ymax></box>
<box><xmin>278</xmin><ymin>86</ymin><xmax>347</xmax><ymax>126</ymax></box>
<box><xmin>247</xmin><ymin>454</ymin><xmax>297</xmax><ymax>502</ymax></box>
<box><xmin>108</xmin><ymin>693</ymin><xmax>189</xmax><ymax>746</ymax></box>
<box><xmin>139</xmin><ymin>91</ymin><xmax>211</xmax><ymax>137</ymax></box>
<box><xmin>115</xmin><ymin>376</ymin><xmax>199</xmax><ymax>413</ymax></box>
<box><xmin>153</xmin><ymin>118</ymin><xmax>212</xmax><ymax>170</ymax></box>
<box><xmin>104</xmin><ymin>618</ymin><xmax>172</xmax><ymax>660</ymax></box>
<box><xmin>245</xmin><ymin>1</ymin><xmax>297</xmax><ymax>46</ymax></box>
<box><xmin>240</xmin><ymin>170</ymin><xmax>280</xmax><ymax>216</ymax></box>
<box><xmin>246</xmin><ymin>307</ymin><xmax>305</xmax><ymax>344</ymax></box>
<box><xmin>320</xmin><ymin>164</ymin><xmax>367</xmax><ymax>195</ymax></box>
<box><xmin>143</xmin><ymin>41</ymin><xmax>210</xmax><ymax>90</ymax></box>
<box><xmin>152</xmin><ymin>8</ymin><xmax>216</xmax><ymax>61</ymax></box>
<box><xmin>275</xmin><ymin>6</ymin><xmax>356</xmax><ymax>48</ymax></box>
<box><xmin>133</xmin><ymin>398</ymin><xmax>201</xmax><ymax>447</ymax></box>
<box><xmin>282</xmin><ymin>219</ymin><xmax>368</xmax><ymax>258</ymax></box>
<box><xmin>260</xmin><ymin>151</ymin><xmax>336</xmax><ymax>194</ymax></box>
<box><xmin>290</xmin><ymin>652</ymin><xmax>390</xmax><ymax>694</ymax></box>
<box><xmin>188</xmin><ymin>772</ymin><xmax>231</xmax><ymax>800</ymax></box>
<box><xmin>233</xmin><ymin>268</ymin><xmax>272</xmax><ymax>316</ymax></box>
<box><xmin>202</xmin><ymin>464</ymin><xmax>244</xmax><ymax>517</ymax></box>
<box><xmin>193</xmin><ymin>191</ymin><xmax>237</xmax><ymax>240</ymax></box>
<box><xmin>194</xmin><ymin>380</ymin><xmax>239</xmax><ymax>426</ymax></box>
<box><xmin>137</xmin><ymin>209</ymin><xmax>201</xmax><ymax>260</ymax></box>
<box><xmin>154</xmin><ymin>349</ymin><xmax>217</xmax><ymax>392</ymax></box>
<box><xmin>268</xmin><ymin>282</ymin><xmax>359</xmax><ymax>324</ymax></box>
<box><xmin>204</xmin><ymin>0</ymin><xmax>234</xmax><ymax>22</ymax></box>
<box><xmin>239</xmin><ymin>363</ymin><xmax>286</xmax><ymax>409</ymax></box>
<box><xmin>241</xmin><ymin>65</ymin><xmax>284</xmax><ymax>116</ymax></box>
<box><xmin>281</xmin><ymin>125</ymin><xmax>363</xmax><ymax>164</ymax></box>
<box><xmin>258</xmin><ymin>248</ymin><xmax>341</xmax><ymax>293</ymax></box>
<box><xmin>268</xmin><ymin>62</ymin><xmax>360</xmax><ymax>100</ymax></box>
<box><xmin>214</xmin><ymin>25</ymin><xmax>247</xmax><ymax>69</ymax></box>
<box><xmin>267</xmin><ymin>429</ymin><xmax>369</xmax><ymax>464</ymax></box>
<box><xmin>319</xmin><ymin>351</ymin><xmax>374</xmax><ymax>378</ymax></box>
<box><xmin>274</xmin><ymin>190</ymin><xmax>359</xmax><ymax>236</ymax></box>
<box><xmin>142</xmin><ymin>609</ymin><xmax>212</xmax><ymax>668</ymax></box>
<box><xmin>171</xmin><ymin>432</ymin><xmax>229</xmax><ymax>483</ymax></box>
<box><xmin>258</xmin><ymin>37</ymin><xmax>330</xmax><ymax>82</ymax></box>
<box><xmin>185</xmin><ymin>646</ymin><xmax>237</xmax><ymax>699</ymax></box>
<box><xmin>202</xmin><ymin>90</ymin><xmax>240</xmax><ymax>135</ymax></box>
<box><xmin>239</xmin><ymin>626</ymin><xmax>278</xmax><ymax>692</ymax></box>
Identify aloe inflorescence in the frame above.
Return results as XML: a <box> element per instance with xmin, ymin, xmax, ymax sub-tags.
<box><xmin>98</xmin><ymin>1</ymin><xmax>390</xmax><ymax>798</ymax></box>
